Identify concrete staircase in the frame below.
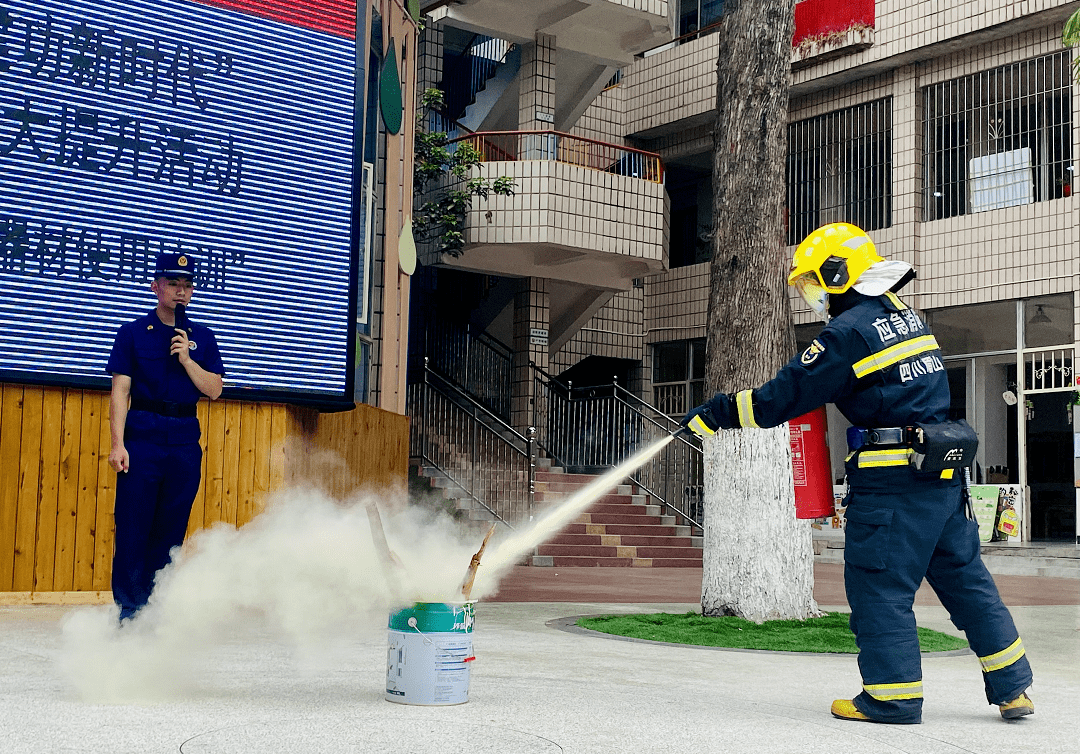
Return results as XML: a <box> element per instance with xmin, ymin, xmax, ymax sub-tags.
<box><xmin>531</xmin><ymin>459</ymin><xmax>703</xmax><ymax>568</ymax></box>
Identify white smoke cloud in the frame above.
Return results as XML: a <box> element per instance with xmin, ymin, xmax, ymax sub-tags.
<box><xmin>60</xmin><ymin>487</ymin><xmax>489</xmax><ymax>703</ymax></box>
<box><xmin>59</xmin><ymin>435</ymin><xmax>672</xmax><ymax>702</ymax></box>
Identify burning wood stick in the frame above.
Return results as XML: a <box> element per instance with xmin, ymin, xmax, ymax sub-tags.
<box><xmin>366</xmin><ymin>501</ymin><xmax>403</xmax><ymax>590</ymax></box>
<box><xmin>459</xmin><ymin>523</ymin><xmax>497</xmax><ymax>600</ymax></box>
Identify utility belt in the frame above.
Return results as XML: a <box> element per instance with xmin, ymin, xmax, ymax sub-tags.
<box><xmin>847</xmin><ymin>419</ymin><xmax>979</xmax><ymax>473</ymax></box>
<box><xmin>130</xmin><ymin>398</ymin><xmax>198</xmax><ymax>418</ymax></box>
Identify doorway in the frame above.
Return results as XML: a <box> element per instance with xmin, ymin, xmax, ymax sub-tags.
<box><xmin>1025</xmin><ymin>391</ymin><xmax>1076</xmax><ymax>540</ymax></box>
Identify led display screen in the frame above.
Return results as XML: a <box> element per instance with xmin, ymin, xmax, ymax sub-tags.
<box><xmin>0</xmin><ymin>0</ymin><xmax>361</xmax><ymax>404</ymax></box>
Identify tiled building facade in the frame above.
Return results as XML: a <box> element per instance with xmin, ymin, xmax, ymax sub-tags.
<box><xmin>413</xmin><ymin>0</ymin><xmax>1078</xmax><ymax>542</ymax></box>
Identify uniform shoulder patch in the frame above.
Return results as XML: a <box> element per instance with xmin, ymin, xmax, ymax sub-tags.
<box><xmin>801</xmin><ymin>338</ymin><xmax>826</xmax><ymax>365</ymax></box>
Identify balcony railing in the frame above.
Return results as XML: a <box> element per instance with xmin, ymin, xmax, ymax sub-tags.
<box><xmin>449</xmin><ymin>130</ymin><xmax>665</xmax><ymax>184</ymax></box>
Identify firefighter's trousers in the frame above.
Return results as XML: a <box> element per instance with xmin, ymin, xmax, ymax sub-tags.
<box><xmin>843</xmin><ymin>472</ymin><xmax>1032</xmax><ymax>724</ymax></box>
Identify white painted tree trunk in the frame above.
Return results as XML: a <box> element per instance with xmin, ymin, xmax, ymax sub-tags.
<box><xmin>701</xmin><ymin>426</ymin><xmax>821</xmax><ymax>623</ymax></box>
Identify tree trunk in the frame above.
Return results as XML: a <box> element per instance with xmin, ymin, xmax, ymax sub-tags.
<box><xmin>701</xmin><ymin>0</ymin><xmax>820</xmax><ymax>622</ymax></box>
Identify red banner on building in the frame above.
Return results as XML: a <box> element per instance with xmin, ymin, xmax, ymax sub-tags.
<box><xmin>191</xmin><ymin>0</ymin><xmax>356</xmax><ymax>39</ymax></box>
<box><xmin>793</xmin><ymin>0</ymin><xmax>874</xmax><ymax>46</ymax></box>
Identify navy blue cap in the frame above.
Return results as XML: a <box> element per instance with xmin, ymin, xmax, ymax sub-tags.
<box><xmin>155</xmin><ymin>252</ymin><xmax>197</xmax><ymax>279</ymax></box>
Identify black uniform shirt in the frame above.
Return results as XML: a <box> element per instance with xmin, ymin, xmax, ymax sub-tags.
<box><xmin>107</xmin><ymin>309</ymin><xmax>225</xmax><ymax>444</ymax></box>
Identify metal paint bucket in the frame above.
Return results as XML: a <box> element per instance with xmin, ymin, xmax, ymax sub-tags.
<box><xmin>385</xmin><ymin>602</ymin><xmax>474</xmax><ymax>705</ymax></box>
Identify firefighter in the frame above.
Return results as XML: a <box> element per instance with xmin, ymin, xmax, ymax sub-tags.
<box><xmin>681</xmin><ymin>222</ymin><xmax>1033</xmax><ymax>724</ymax></box>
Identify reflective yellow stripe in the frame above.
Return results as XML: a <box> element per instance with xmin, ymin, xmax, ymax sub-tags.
<box><xmin>884</xmin><ymin>291</ymin><xmax>907</xmax><ymax>310</ymax></box>
<box><xmin>940</xmin><ymin>468</ymin><xmax>955</xmax><ymax>480</ymax></box>
<box><xmin>688</xmin><ymin>414</ymin><xmax>716</xmax><ymax>436</ymax></box>
<box><xmin>863</xmin><ymin>681</ymin><xmax>923</xmax><ymax>701</ymax></box>
<box><xmin>852</xmin><ymin>335</ymin><xmax>940</xmax><ymax>379</ymax></box>
<box><xmin>857</xmin><ymin>448</ymin><xmax>913</xmax><ymax>468</ymax></box>
<box><xmin>735</xmin><ymin>389</ymin><xmax>759</xmax><ymax>428</ymax></box>
<box><xmin>980</xmin><ymin>638</ymin><xmax>1026</xmax><ymax>673</ymax></box>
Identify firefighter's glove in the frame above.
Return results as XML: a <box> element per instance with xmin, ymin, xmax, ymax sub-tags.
<box><xmin>680</xmin><ymin>393</ymin><xmax>736</xmax><ymax>438</ymax></box>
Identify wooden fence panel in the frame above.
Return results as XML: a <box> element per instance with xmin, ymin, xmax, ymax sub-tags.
<box><xmin>53</xmin><ymin>390</ymin><xmax>83</xmax><ymax>591</ymax></box>
<box><xmin>92</xmin><ymin>393</ymin><xmax>116</xmax><ymax>591</ymax></box>
<box><xmin>221</xmin><ymin>402</ymin><xmax>242</xmax><ymax>525</ymax></box>
<box><xmin>13</xmin><ymin>386</ymin><xmax>43</xmax><ymax>591</ymax></box>
<box><xmin>201</xmin><ymin>401</ymin><xmax>227</xmax><ymax>528</ymax></box>
<box><xmin>72</xmin><ymin>391</ymin><xmax>102</xmax><ymax>591</ymax></box>
<box><xmin>1</xmin><ymin>385</ymin><xmax>408</xmax><ymax>598</ymax></box>
<box><xmin>0</xmin><ymin>384</ymin><xmax>24</xmax><ymax>591</ymax></box>
<box><xmin>237</xmin><ymin>403</ymin><xmax>258</xmax><ymax>527</ymax></box>
<box><xmin>250</xmin><ymin>404</ymin><xmax>275</xmax><ymax>523</ymax></box>
<box><xmin>34</xmin><ymin>389</ymin><xmax>64</xmax><ymax>591</ymax></box>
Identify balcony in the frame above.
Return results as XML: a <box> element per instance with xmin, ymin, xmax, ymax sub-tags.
<box><xmin>425</xmin><ymin>0</ymin><xmax>671</xmax><ymax>66</ymax></box>
<box><xmin>420</xmin><ymin>131</ymin><xmax>668</xmax><ymax>291</ymax></box>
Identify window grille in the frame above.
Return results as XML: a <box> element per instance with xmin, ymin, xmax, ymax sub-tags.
<box><xmin>922</xmin><ymin>51</ymin><xmax>1073</xmax><ymax>222</ymax></box>
<box><xmin>652</xmin><ymin>339</ymin><xmax>706</xmax><ymax>417</ymax></box>
<box><xmin>787</xmin><ymin>97</ymin><xmax>893</xmax><ymax>246</ymax></box>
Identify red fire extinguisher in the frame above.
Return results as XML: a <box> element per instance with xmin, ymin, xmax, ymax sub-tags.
<box><xmin>789</xmin><ymin>405</ymin><xmax>835</xmax><ymax>519</ymax></box>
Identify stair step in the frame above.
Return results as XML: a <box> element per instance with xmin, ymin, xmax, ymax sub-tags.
<box><xmin>531</xmin><ymin>555</ymin><xmax>704</xmax><ymax>568</ymax></box>
<box><xmin>583</xmin><ymin>502</ymin><xmax>659</xmax><ymax>516</ymax></box>
<box><xmin>580</xmin><ymin>513</ymin><xmax>668</xmax><ymax>526</ymax></box>
<box><xmin>536</xmin><ymin>555</ymin><xmax>634</xmax><ymax>567</ymax></box>
<box><xmin>560</xmin><ymin>523</ymin><xmax>684</xmax><ymax>537</ymax></box>
<box><xmin>537</xmin><ymin>544</ymin><xmax>702</xmax><ymax>559</ymax></box>
<box><xmin>548</xmin><ymin>533</ymin><xmax>698</xmax><ymax>548</ymax></box>
<box><xmin>534</xmin><ymin>471</ymin><xmax>606</xmax><ymax>484</ymax></box>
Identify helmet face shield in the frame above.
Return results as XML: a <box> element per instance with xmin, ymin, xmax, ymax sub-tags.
<box><xmin>793</xmin><ymin>273</ymin><xmax>829</xmax><ymax>320</ymax></box>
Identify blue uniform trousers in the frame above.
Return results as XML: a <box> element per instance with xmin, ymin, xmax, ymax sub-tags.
<box><xmin>844</xmin><ymin>474</ymin><xmax>1032</xmax><ymax>723</ymax></box>
<box><xmin>112</xmin><ymin>438</ymin><xmax>202</xmax><ymax>620</ymax></box>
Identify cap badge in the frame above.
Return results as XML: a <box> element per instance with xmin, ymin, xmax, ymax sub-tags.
<box><xmin>178</xmin><ymin>255</ymin><xmax>188</xmax><ymax>267</ymax></box>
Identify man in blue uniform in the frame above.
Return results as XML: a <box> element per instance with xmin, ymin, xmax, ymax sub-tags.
<box><xmin>107</xmin><ymin>252</ymin><xmax>225</xmax><ymax>622</ymax></box>
<box><xmin>682</xmin><ymin>223</ymin><xmax>1033</xmax><ymax>724</ymax></box>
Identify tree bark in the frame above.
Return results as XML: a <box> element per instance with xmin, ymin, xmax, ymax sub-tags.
<box><xmin>701</xmin><ymin>0</ymin><xmax>820</xmax><ymax>622</ymax></box>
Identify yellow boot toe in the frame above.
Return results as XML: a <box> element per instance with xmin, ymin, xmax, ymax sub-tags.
<box><xmin>999</xmin><ymin>692</ymin><xmax>1034</xmax><ymax>720</ymax></box>
<box><xmin>831</xmin><ymin>699</ymin><xmax>872</xmax><ymax>721</ymax></box>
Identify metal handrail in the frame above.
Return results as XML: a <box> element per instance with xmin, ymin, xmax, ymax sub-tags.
<box><xmin>530</xmin><ymin>363</ymin><xmax>703</xmax><ymax>531</ymax></box>
<box><xmin>448</xmin><ymin>130</ymin><xmax>665</xmax><ymax>184</ymax></box>
<box><xmin>408</xmin><ymin>359</ymin><xmax>534</xmax><ymax>528</ymax></box>
<box><xmin>413</xmin><ymin>319</ymin><xmax>512</xmax><ymax>419</ymax></box>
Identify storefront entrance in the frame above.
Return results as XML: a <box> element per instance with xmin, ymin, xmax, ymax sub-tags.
<box><xmin>1025</xmin><ymin>391</ymin><xmax>1076</xmax><ymax>541</ymax></box>
<box><xmin>928</xmin><ymin>293</ymin><xmax>1076</xmax><ymax>542</ymax></box>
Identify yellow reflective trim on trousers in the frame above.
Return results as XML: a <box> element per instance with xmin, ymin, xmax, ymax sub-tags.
<box><xmin>688</xmin><ymin>414</ymin><xmax>716</xmax><ymax>436</ymax></box>
<box><xmin>736</xmin><ymin>389</ymin><xmax>759</xmax><ymax>428</ymax></box>
<box><xmin>852</xmin><ymin>335</ymin><xmax>940</xmax><ymax>379</ymax></box>
<box><xmin>863</xmin><ymin>681</ymin><xmax>923</xmax><ymax>701</ymax></box>
<box><xmin>856</xmin><ymin>448</ymin><xmax>913</xmax><ymax>468</ymax></box>
<box><xmin>884</xmin><ymin>291</ymin><xmax>907</xmax><ymax>310</ymax></box>
<box><xmin>979</xmin><ymin>638</ymin><xmax>1026</xmax><ymax>673</ymax></box>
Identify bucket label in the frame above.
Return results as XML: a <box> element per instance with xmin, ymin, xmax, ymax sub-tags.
<box><xmin>389</xmin><ymin>602</ymin><xmax>474</xmax><ymax>633</ymax></box>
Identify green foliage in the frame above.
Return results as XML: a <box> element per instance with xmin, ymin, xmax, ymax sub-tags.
<box><xmin>1064</xmin><ymin>9</ymin><xmax>1080</xmax><ymax>83</ymax></box>
<box><xmin>577</xmin><ymin>611</ymin><xmax>969</xmax><ymax>654</ymax></box>
<box><xmin>414</xmin><ymin>88</ymin><xmax>516</xmax><ymax>258</ymax></box>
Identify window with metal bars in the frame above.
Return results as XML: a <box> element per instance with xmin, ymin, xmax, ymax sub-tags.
<box><xmin>922</xmin><ymin>51</ymin><xmax>1073</xmax><ymax>222</ymax></box>
<box><xmin>786</xmin><ymin>97</ymin><xmax>893</xmax><ymax>246</ymax></box>
<box><xmin>652</xmin><ymin>339</ymin><xmax>706</xmax><ymax>417</ymax></box>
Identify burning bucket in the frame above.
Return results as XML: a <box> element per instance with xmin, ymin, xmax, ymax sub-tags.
<box><xmin>385</xmin><ymin>602</ymin><xmax>475</xmax><ymax>705</ymax></box>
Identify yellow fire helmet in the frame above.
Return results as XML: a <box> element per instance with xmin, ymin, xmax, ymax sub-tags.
<box><xmin>788</xmin><ymin>222</ymin><xmax>884</xmax><ymax>318</ymax></box>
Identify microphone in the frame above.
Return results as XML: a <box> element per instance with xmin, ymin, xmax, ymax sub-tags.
<box><xmin>173</xmin><ymin>303</ymin><xmax>186</xmax><ymax>359</ymax></box>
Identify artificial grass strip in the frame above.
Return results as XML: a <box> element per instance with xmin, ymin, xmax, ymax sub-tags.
<box><xmin>577</xmin><ymin>612</ymin><xmax>969</xmax><ymax>654</ymax></box>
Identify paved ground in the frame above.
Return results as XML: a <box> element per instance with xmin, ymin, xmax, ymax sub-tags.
<box><xmin>1</xmin><ymin>565</ymin><xmax>1077</xmax><ymax>754</ymax></box>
